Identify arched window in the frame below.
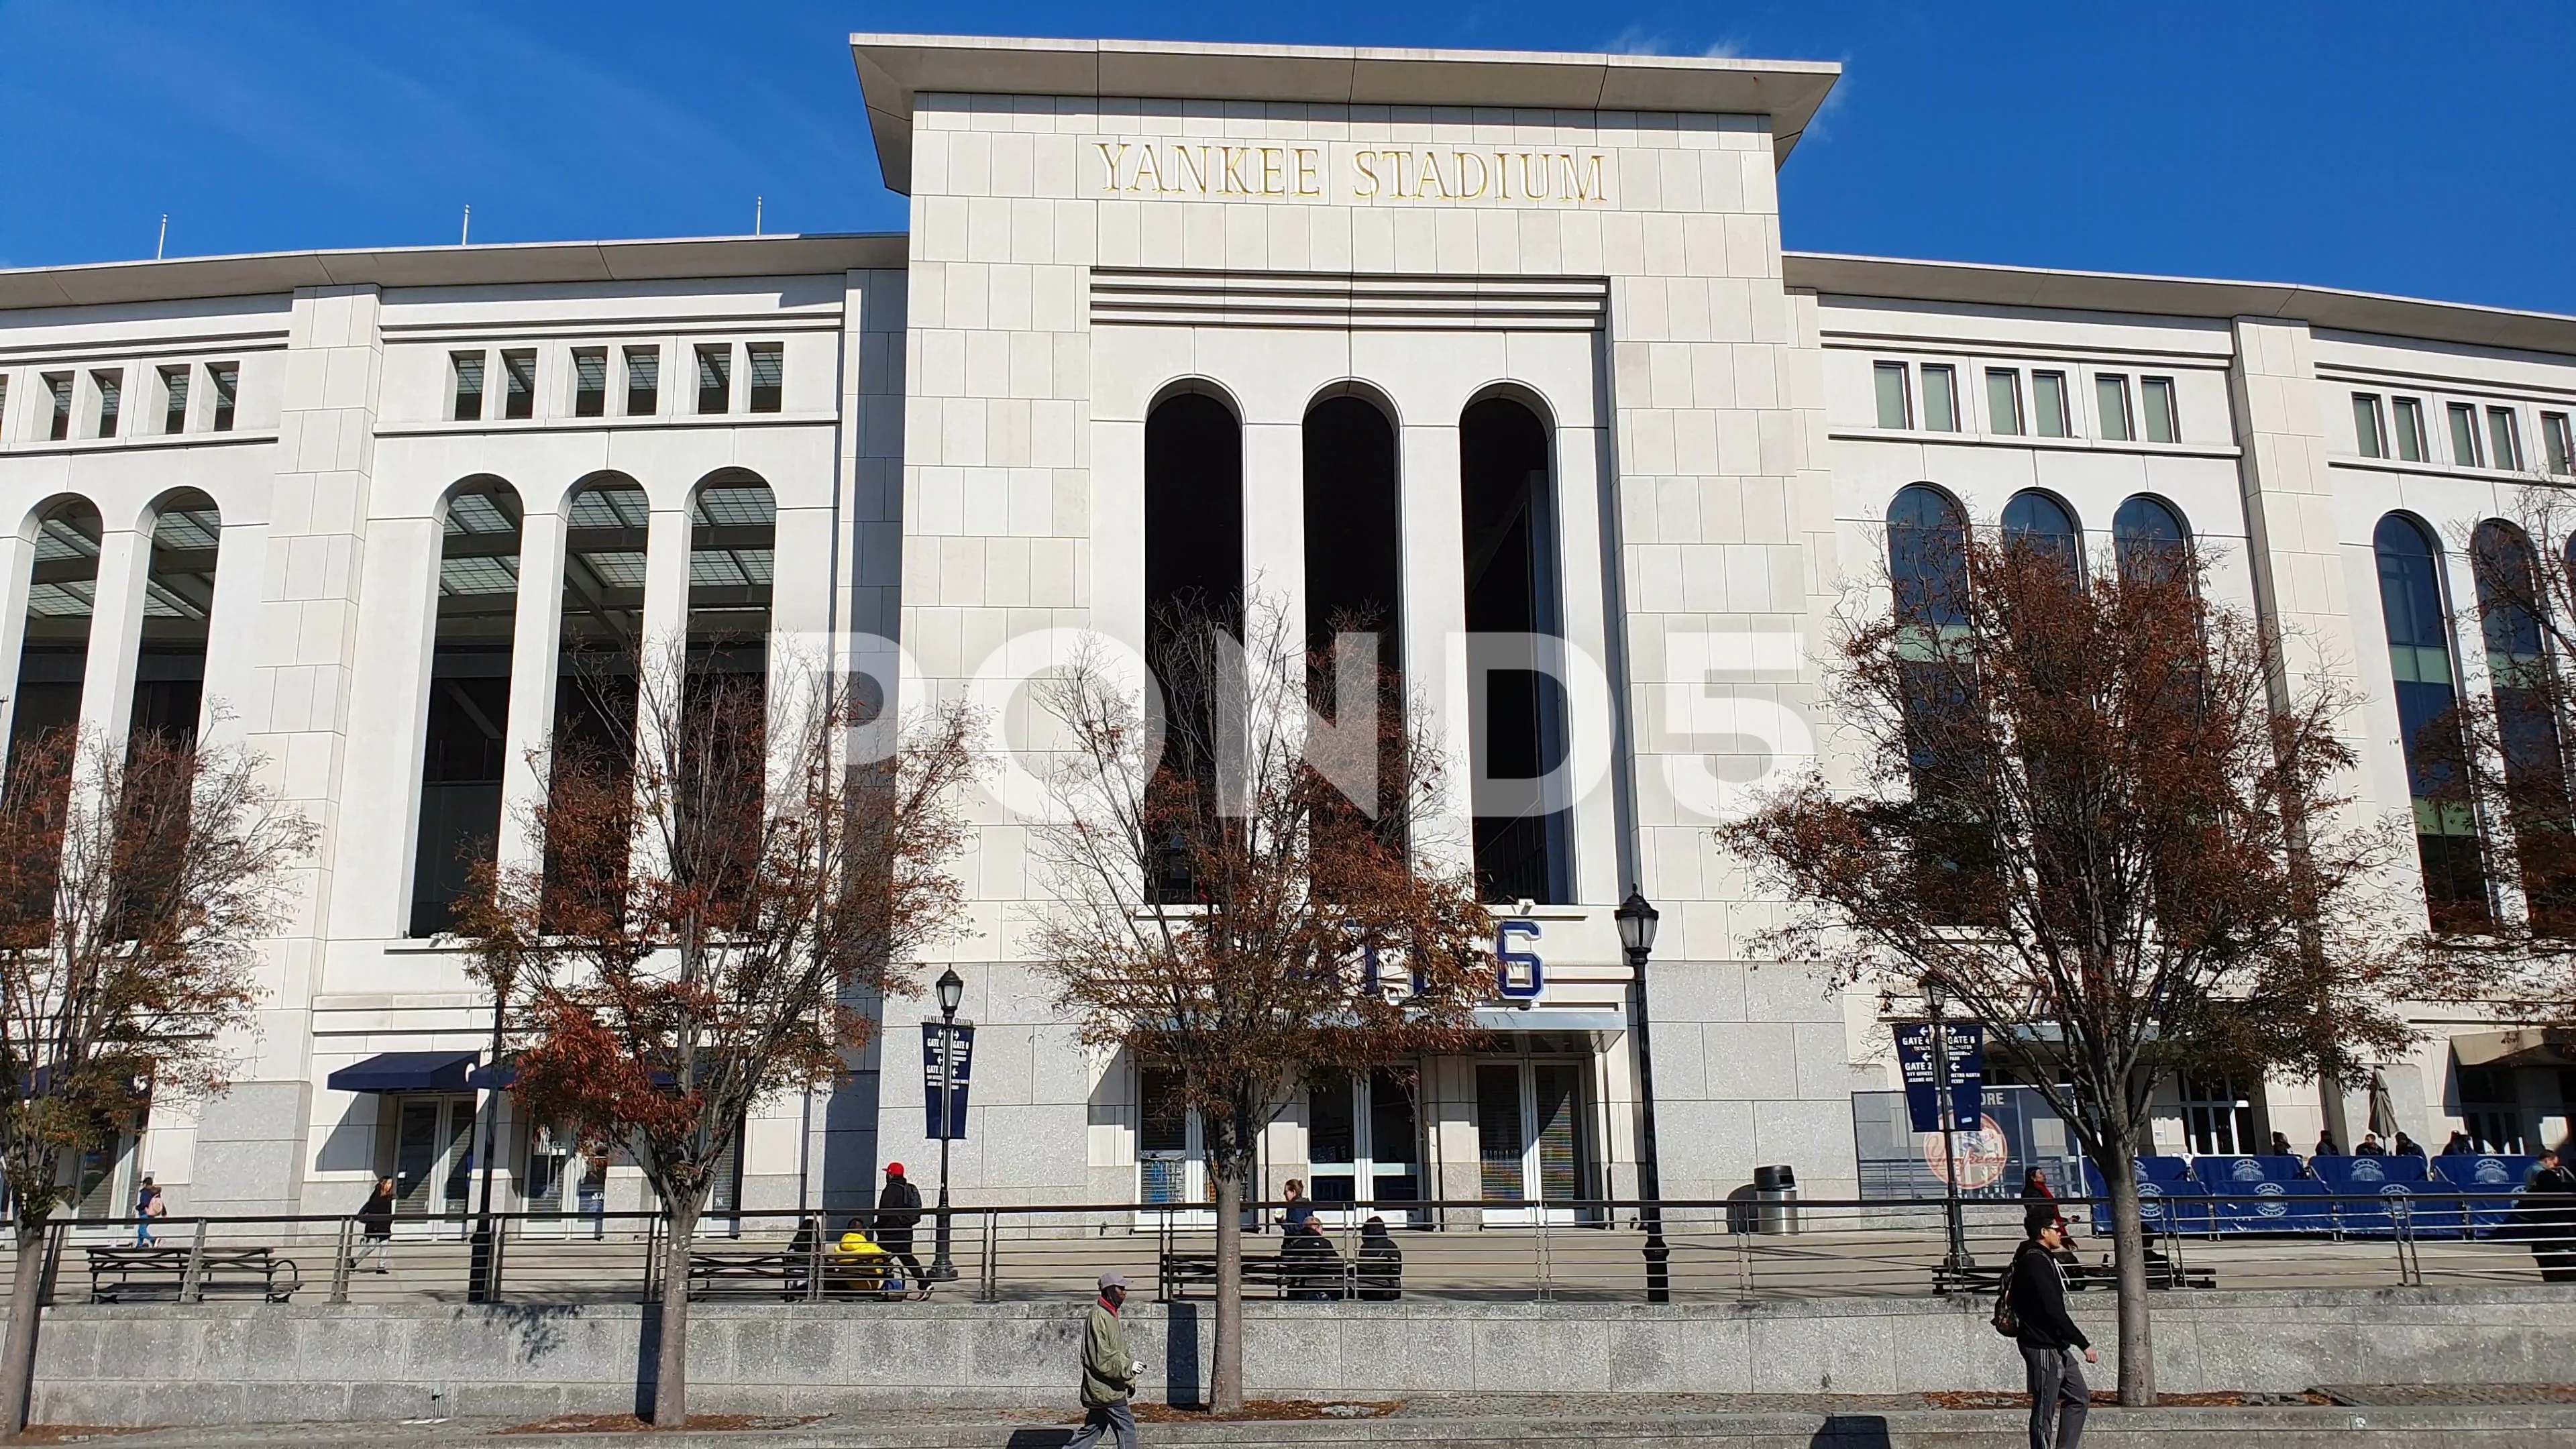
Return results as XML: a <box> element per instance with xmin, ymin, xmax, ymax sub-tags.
<box><xmin>1887</xmin><ymin>484</ymin><xmax>1968</xmax><ymax>633</ymax></box>
<box><xmin>2000</xmin><ymin>490</ymin><xmax>2082</xmax><ymax>578</ymax></box>
<box><xmin>686</xmin><ymin>474</ymin><xmax>776</xmax><ymax>676</ymax></box>
<box><xmin>2375</xmin><ymin>513</ymin><xmax>2487</xmax><ymax>929</ymax></box>
<box><xmin>546</xmin><ymin>476</ymin><xmax>651</xmax><ymax>902</ymax></box>
<box><xmin>1303</xmin><ymin>391</ymin><xmax>1406</xmax><ymax>858</ymax></box>
<box><xmin>2112</xmin><ymin>494</ymin><xmax>2191</xmax><ymax>585</ymax></box>
<box><xmin>2473</xmin><ymin>520</ymin><xmax>2573</xmax><ymax>932</ymax></box>
<box><xmin>411</xmin><ymin>478</ymin><xmax>521</xmax><ymax>936</ymax></box>
<box><xmin>1460</xmin><ymin>394</ymin><xmax>1569</xmax><ymax>904</ymax></box>
<box><xmin>1144</xmin><ymin>390</ymin><xmax>1242</xmax><ymax>902</ymax></box>
<box><xmin>8</xmin><ymin>498</ymin><xmax>103</xmax><ymax>763</ymax></box>
<box><xmin>1886</xmin><ymin>485</ymin><xmax>1988</xmax><ymax>922</ymax></box>
<box><xmin>132</xmin><ymin>491</ymin><xmax>221</xmax><ymax>745</ymax></box>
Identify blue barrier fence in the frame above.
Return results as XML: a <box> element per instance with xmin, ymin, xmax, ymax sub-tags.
<box><xmin>2080</xmin><ymin>1154</ymin><xmax>2544</xmax><ymax>1238</ymax></box>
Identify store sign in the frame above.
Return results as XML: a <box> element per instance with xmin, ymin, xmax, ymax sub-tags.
<box><xmin>1893</xmin><ymin>1022</ymin><xmax>1984</xmax><ymax>1134</ymax></box>
<box><xmin>920</xmin><ymin>1021</ymin><xmax>976</xmax><ymax>1141</ymax></box>
<box><xmin>1494</xmin><ymin>919</ymin><xmax>1545</xmax><ymax>1000</ymax></box>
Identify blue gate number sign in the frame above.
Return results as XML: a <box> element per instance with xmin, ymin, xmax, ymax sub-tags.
<box><xmin>921</xmin><ymin>1021</ymin><xmax>976</xmax><ymax>1141</ymax></box>
<box><xmin>1894</xmin><ymin>1021</ymin><xmax>1985</xmax><ymax>1134</ymax></box>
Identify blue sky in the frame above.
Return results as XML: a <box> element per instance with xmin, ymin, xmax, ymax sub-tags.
<box><xmin>5</xmin><ymin>1</ymin><xmax>2573</xmax><ymax>314</ymax></box>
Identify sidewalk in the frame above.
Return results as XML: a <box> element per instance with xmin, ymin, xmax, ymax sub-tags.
<box><xmin>38</xmin><ymin>1391</ymin><xmax>2576</xmax><ymax>1448</ymax></box>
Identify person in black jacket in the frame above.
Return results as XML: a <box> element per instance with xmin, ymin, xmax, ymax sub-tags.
<box><xmin>350</xmin><ymin>1177</ymin><xmax>396</xmax><ymax>1274</ymax></box>
<box><xmin>2515</xmin><ymin>1148</ymin><xmax>2576</xmax><ymax>1283</ymax></box>
<box><xmin>875</xmin><ymin>1163</ymin><xmax>926</xmax><ymax>1289</ymax></box>
<box><xmin>2009</xmin><ymin>1205</ymin><xmax>2097</xmax><ymax>1449</ymax></box>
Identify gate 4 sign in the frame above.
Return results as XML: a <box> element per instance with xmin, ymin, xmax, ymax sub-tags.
<box><xmin>920</xmin><ymin>1021</ymin><xmax>976</xmax><ymax>1141</ymax></box>
<box><xmin>1892</xmin><ymin>1022</ymin><xmax>1985</xmax><ymax>1133</ymax></box>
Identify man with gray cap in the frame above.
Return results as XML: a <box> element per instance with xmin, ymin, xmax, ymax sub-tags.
<box><xmin>1065</xmin><ymin>1271</ymin><xmax>1144</xmax><ymax>1448</ymax></box>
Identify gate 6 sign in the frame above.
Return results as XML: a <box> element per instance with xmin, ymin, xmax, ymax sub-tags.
<box><xmin>1494</xmin><ymin>919</ymin><xmax>1544</xmax><ymax>1000</ymax></box>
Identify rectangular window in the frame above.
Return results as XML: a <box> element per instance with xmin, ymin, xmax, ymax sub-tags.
<box><xmin>2141</xmin><ymin>376</ymin><xmax>2178</xmax><ymax>443</ymax></box>
<box><xmin>500</xmin><ymin>349</ymin><xmax>536</xmax><ymax>421</ymax></box>
<box><xmin>2392</xmin><ymin>396</ymin><xmax>2426</xmax><ymax>462</ymax></box>
<box><xmin>1986</xmin><ymin>368</ymin><xmax>2023</xmax><ymax>435</ymax></box>
<box><xmin>92</xmin><ymin>370</ymin><xmax>121</xmax><ymax>439</ymax></box>
<box><xmin>1872</xmin><ymin>361</ymin><xmax>1911</xmax><ymax>429</ymax></box>
<box><xmin>2033</xmin><ymin>370</ymin><xmax>2072</xmax><ymax>437</ymax></box>
<box><xmin>451</xmin><ymin>352</ymin><xmax>486</xmax><ymax>422</ymax></box>
<box><xmin>2449</xmin><ymin>402</ymin><xmax>2482</xmax><ymax>468</ymax></box>
<box><xmin>624</xmin><ymin>346</ymin><xmax>659</xmax><ymax>416</ymax></box>
<box><xmin>572</xmin><ymin>348</ymin><xmax>607</xmax><ymax>417</ymax></box>
<box><xmin>209</xmin><ymin>363</ymin><xmax>238</xmax><ymax>431</ymax></box>
<box><xmin>695</xmin><ymin>344</ymin><xmax>731</xmax><ymax>415</ymax></box>
<box><xmin>160</xmin><ymin>365</ymin><xmax>190</xmax><ymax>434</ymax></box>
<box><xmin>46</xmin><ymin>373</ymin><xmax>72</xmax><ymax>441</ymax></box>
<box><xmin>1920</xmin><ymin>364</ymin><xmax>1957</xmax><ymax>431</ymax></box>
<box><xmin>2488</xmin><ymin>407</ymin><xmax>2524</xmax><ymax>472</ymax></box>
<box><xmin>2545</xmin><ymin>413</ymin><xmax>2574</xmax><ymax>476</ymax></box>
<box><xmin>2094</xmin><ymin>374</ymin><xmax>2133</xmax><ymax>442</ymax></box>
<box><xmin>747</xmin><ymin>342</ymin><xmax>784</xmax><ymax>413</ymax></box>
<box><xmin>2353</xmin><ymin>393</ymin><xmax>2387</xmax><ymax>458</ymax></box>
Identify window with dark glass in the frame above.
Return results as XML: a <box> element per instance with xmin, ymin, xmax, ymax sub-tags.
<box><xmin>160</xmin><ymin>366</ymin><xmax>190</xmax><ymax>435</ymax></box>
<box><xmin>2112</xmin><ymin>494</ymin><xmax>2192</xmax><ymax>586</ymax></box>
<box><xmin>695</xmin><ymin>344</ymin><xmax>731</xmax><ymax>415</ymax></box>
<box><xmin>572</xmin><ymin>348</ymin><xmax>607</xmax><ymax>417</ymax></box>
<box><xmin>624</xmin><ymin>346</ymin><xmax>659</xmax><ymax>416</ymax></box>
<box><xmin>2471</xmin><ymin>521</ymin><xmax>2573</xmax><ymax>934</ymax></box>
<box><xmin>91</xmin><ymin>371</ymin><xmax>120</xmax><ymax>439</ymax></box>
<box><xmin>2001</xmin><ymin>490</ymin><xmax>2082</xmax><ymax>578</ymax></box>
<box><xmin>451</xmin><ymin>352</ymin><xmax>485</xmax><ymax>423</ymax></box>
<box><xmin>2094</xmin><ymin>374</ymin><xmax>2132</xmax><ymax>443</ymax></box>
<box><xmin>500</xmin><ymin>349</ymin><xmax>536</xmax><ymax>421</ymax></box>
<box><xmin>746</xmin><ymin>343</ymin><xmax>783</xmax><ymax>413</ymax></box>
<box><xmin>411</xmin><ymin>479</ymin><xmax>522</xmax><ymax>937</ymax></box>
<box><xmin>44</xmin><ymin>374</ymin><xmax>71</xmax><ymax>441</ymax></box>
<box><xmin>1986</xmin><ymin>368</ymin><xmax>2023</xmax><ymax>435</ymax></box>
<box><xmin>2373</xmin><ymin>513</ymin><xmax>2487</xmax><ymax>930</ymax></box>
<box><xmin>209</xmin><ymin>363</ymin><xmax>237</xmax><ymax>431</ymax></box>
<box><xmin>2487</xmin><ymin>407</ymin><xmax>2524</xmax><ymax>472</ymax></box>
<box><xmin>2546</xmin><ymin>413</ymin><xmax>2575</xmax><ymax>476</ymax></box>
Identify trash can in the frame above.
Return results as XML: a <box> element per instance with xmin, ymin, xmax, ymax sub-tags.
<box><xmin>1754</xmin><ymin>1164</ymin><xmax>1800</xmax><ymax>1235</ymax></box>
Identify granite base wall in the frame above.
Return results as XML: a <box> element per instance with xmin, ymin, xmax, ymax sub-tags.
<box><xmin>13</xmin><ymin>1287</ymin><xmax>2574</xmax><ymax>1426</ymax></box>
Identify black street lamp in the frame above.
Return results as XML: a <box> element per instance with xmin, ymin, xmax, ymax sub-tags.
<box><xmin>1615</xmin><ymin>886</ymin><xmax>1669</xmax><ymax>1304</ymax></box>
<box><xmin>929</xmin><ymin>966</ymin><xmax>965</xmax><ymax>1283</ymax></box>
<box><xmin>468</xmin><ymin>978</ymin><xmax>508</xmax><ymax>1303</ymax></box>
<box><xmin>1923</xmin><ymin>975</ymin><xmax>1974</xmax><ymax>1273</ymax></box>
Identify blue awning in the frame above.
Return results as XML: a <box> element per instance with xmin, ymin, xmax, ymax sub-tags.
<box><xmin>464</xmin><ymin>1059</ymin><xmax>518</xmax><ymax>1091</ymax></box>
<box><xmin>327</xmin><ymin>1051</ymin><xmax>479</xmax><ymax>1094</ymax></box>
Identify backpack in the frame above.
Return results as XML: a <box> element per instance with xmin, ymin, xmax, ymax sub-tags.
<box><xmin>1989</xmin><ymin>1286</ymin><xmax>2019</xmax><ymax>1338</ymax></box>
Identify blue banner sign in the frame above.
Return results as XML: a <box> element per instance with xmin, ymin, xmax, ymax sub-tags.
<box><xmin>921</xmin><ymin>1021</ymin><xmax>976</xmax><ymax>1140</ymax></box>
<box><xmin>1893</xmin><ymin>1020</ymin><xmax>1984</xmax><ymax>1133</ymax></box>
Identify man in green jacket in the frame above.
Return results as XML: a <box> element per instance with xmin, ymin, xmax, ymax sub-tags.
<box><xmin>1065</xmin><ymin>1271</ymin><xmax>1143</xmax><ymax>1448</ymax></box>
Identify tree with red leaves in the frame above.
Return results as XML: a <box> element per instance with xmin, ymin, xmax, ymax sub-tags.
<box><xmin>0</xmin><ymin>725</ymin><xmax>313</xmax><ymax>1440</ymax></box>
<box><xmin>1031</xmin><ymin>596</ymin><xmax>1494</xmax><ymax>1414</ymax></box>
<box><xmin>453</xmin><ymin>642</ymin><xmax>977</xmax><ymax>1429</ymax></box>
<box><xmin>1718</xmin><ymin>528</ymin><xmax>2414</xmax><ymax>1405</ymax></box>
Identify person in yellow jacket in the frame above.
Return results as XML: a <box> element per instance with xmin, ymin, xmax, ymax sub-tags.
<box><xmin>1065</xmin><ymin>1271</ymin><xmax>1142</xmax><ymax>1448</ymax></box>
<box><xmin>827</xmin><ymin>1218</ymin><xmax>919</xmax><ymax>1299</ymax></box>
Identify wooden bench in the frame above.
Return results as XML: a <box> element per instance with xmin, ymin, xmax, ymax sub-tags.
<box><xmin>1159</xmin><ymin>1251</ymin><xmax>1384</xmax><ymax>1301</ymax></box>
<box><xmin>686</xmin><ymin>1247</ymin><xmax>920</xmax><ymax>1301</ymax></box>
<box><xmin>87</xmin><ymin>1245</ymin><xmax>301</xmax><ymax>1303</ymax></box>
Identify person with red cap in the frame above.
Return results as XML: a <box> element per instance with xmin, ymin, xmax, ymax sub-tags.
<box><xmin>875</xmin><ymin>1161</ymin><xmax>926</xmax><ymax>1290</ymax></box>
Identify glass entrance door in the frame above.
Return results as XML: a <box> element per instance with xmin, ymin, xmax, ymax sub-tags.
<box><xmin>1136</xmin><ymin>1067</ymin><xmax>1208</xmax><ymax>1224</ymax></box>
<box><xmin>1476</xmin><ymin>1059</ymin><xmax>1590</xmax><ymax>1223</ymax></box>
<box><xmin>392</xmin><ymin>1095</ymin><xmax>474</xmax><ymax>1218</ymax></box>
<box><xmin>1305</xmin><ymin>1069</ymin><xmax>1423</xmax><ymax>1222</ymax></box>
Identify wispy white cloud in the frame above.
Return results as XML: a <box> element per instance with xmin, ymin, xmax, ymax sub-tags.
<box><xmin>1603</xmin><ymin>25</ymin><xmax>1668</xmax><ymax>56</ymax></box>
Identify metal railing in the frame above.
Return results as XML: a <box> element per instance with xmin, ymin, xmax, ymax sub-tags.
<box><xmin>4</xmin><ymin>1191</ymin><xmax>2565</xmax><ymax>1309</ymax></box>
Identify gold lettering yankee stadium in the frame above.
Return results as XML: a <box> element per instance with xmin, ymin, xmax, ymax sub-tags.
<box><xmin>1093</xmin><ymin>142</ymin><xmax>1609</xmax><ymax>204</ymax></box>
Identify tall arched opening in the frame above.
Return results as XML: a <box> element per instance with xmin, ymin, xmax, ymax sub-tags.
<box><xmin>410</xmin><ymin>478</ymin><xmax>521</xmax><ymax>936</ymax></box>
<box><xmin>1460</xmin><ymin>394</ymin><xmax>1568</xmax><ymax>904</ymax></box>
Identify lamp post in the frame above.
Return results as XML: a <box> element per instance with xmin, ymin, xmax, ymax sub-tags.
<box><xmin>468</xmin><ymin>977</ymin><xmax>507</xmax><ymax>1303</ymax></box>
<box><xmin>929</xmin><ymin>967</ymin><xmax>965</xmax><ymax>1282</ymax></box>
<box><xmin>1923</xmin><ymin>975</ymin><xmax>1973</xmax><ymax>1273</ymax></box>
<box><xmin>1615</xmin><ymin>887</ymin><xmax>1669</xmax><ymax>1304</ymax></box>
